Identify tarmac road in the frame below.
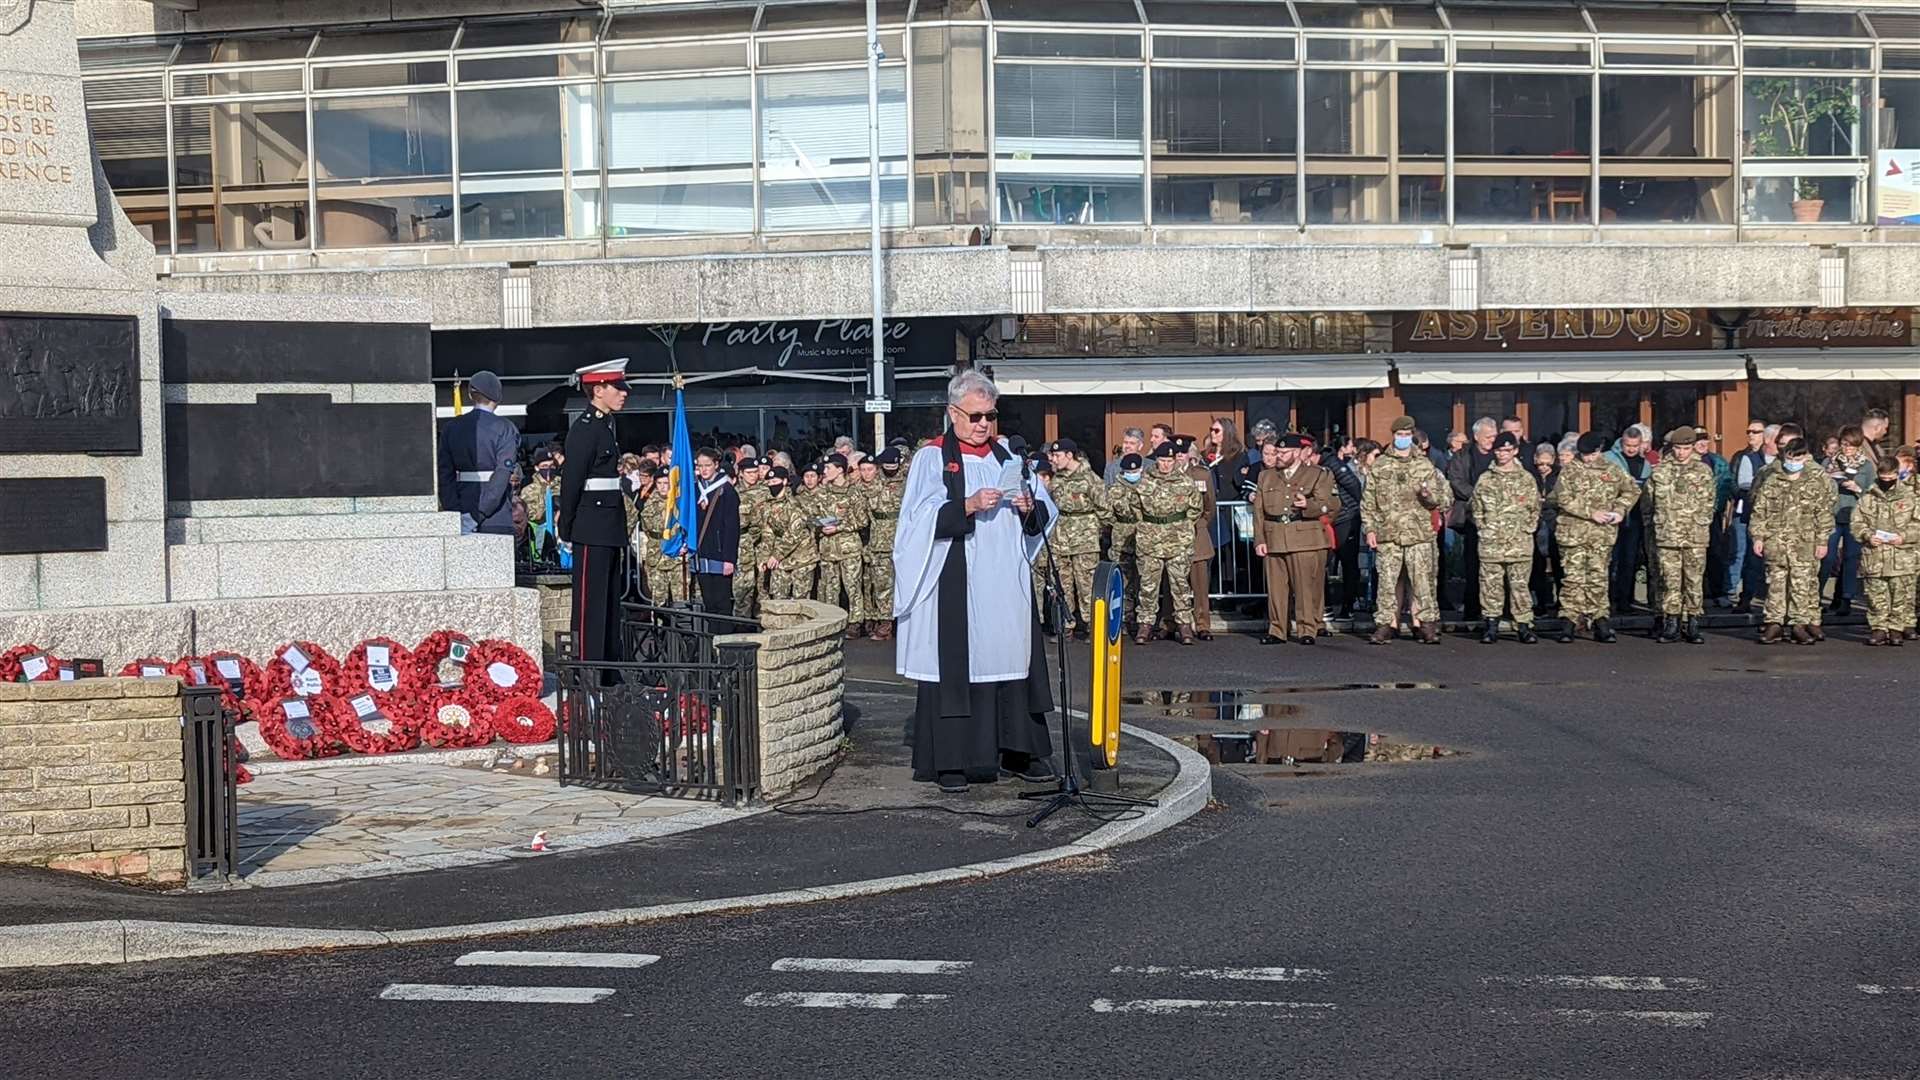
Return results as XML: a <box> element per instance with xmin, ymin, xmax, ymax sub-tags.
<box><xmin>4</xmin><ymin>627</ymin><xmax>1918</xmax><ymax>1080</ymax></box>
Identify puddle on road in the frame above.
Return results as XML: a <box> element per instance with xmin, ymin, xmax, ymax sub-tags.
<box><xmin>1126</xmin><ymin>683</ymin><xmax>1446</xmax><ymax>709</ymax></box>
<box><xmin>1180</xmin><ymin>729</ymin><xmax>1460</xmax><ymax>768</ymax></box>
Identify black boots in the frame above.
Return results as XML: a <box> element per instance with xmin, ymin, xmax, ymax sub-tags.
<box><xmin>1593</xmin><ymin>617</ymin><xmax>1618</xmax><ymax>643</ymax></box>
<box><xmin>1556</xmin><ymin>618</ymin><xmax>1579</xmax><ymax>644</ymax></box>
<box><xmin>1682</xmin><ymin>616</ymin><xmax>1704</xmax><ymax>644</ymax></box>
<box><xmin>1656</xmin><ymin>615</ymin><xmax>1680</xmax><ymax>642</ymax></box>
<box><xmin>1480</xmin><ymin>620</ymin><xmax>1499</xmax><ymax>644</ymax></box>
<box><xmin>1516</xmin><ymin>623</ymin><xmax>1539</xmax><ymax>644</ymax></box>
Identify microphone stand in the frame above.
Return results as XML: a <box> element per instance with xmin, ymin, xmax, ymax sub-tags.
<box><xmin>1020</xmin><ymin>484</ymin><xmax>1157</xmax><ymax>829</ymax></box>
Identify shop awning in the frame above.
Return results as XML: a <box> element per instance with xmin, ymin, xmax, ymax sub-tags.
<box><xmin>992</xmin><ymin>356</ymin><xmax>1392</xmax><ymax>397</ymax></box>
<box><xmin>1750</xmin><ymin>349</ymin><xmax>1920</xmax><ymax>381</ymax></box>
<box><xmin>1391</xmin><ymin>352</ymin><xmax>1747</xmax><ymax>385</ymax></box>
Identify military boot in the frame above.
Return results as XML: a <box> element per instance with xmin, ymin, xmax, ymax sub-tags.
<box><xmin>1809</xmin><ymin>624</ymin><xmax>1826</xmax><ymax>642</ymax></box>
<box><xmin>1368</xmin><ymin>624</ymin><xmax>1397</xmax><ymax>645</ymax></box>
<box><xmin>1417</xmin><ymin>624</ymin><xmax>1440</xmax><ymax>645</ymax></box>
<box><xmin>1176</xmin><ymin>624</ymin><xmax>1197</xmax><ymax>646</ymax></box>
<box><xmin>1516</xmin><ymin>623</ymin><xmax>1539</xmax><ymax>644</ymax></box>
<box><xmin>1867</xmin><ymin>628</ymin><xmax>1889</xmax><ymax>646</ymax></box>
<box><xmin>1657</xmin><ymin>616</ymin><xmax>1680</xmax><ymax>643</ymax></box>
<box><xmin>871</xmin><ymin>620</ymin><xmax>894</xmax><ymax>641</ymax></box>
<box><xmin>1134</xmin><ymin>625</ymin><xmax>1151</xmax><ymax>646</ymax></box>
<box><xmin>1556</xmin><ymin>618</ymin><xmax>1579</xmax><ymax>644</ymax></box>
<box><xmin>1593</xmin><ymin>617</ymin><xmax>1618</xmax><ymax>643</ymax></box>
<box><xmin>1479</xmin><ymin>620</ymin><xmax>1499</xmax><ymax>645</ymax></box>
<box><xmin>1759</xmin><ymin>622</ymin><xmax>1785</xmax><ymax>645</ymax></box>
<box><xmin>846</xmin><ymin>621</ymin><xmax>867</xmax><ymax>640</ymax></box>
<box><xmin>1905</xmin><ymin>628</ymin><xmax>1920</xmax><ymax>641</ymax></box>
<box><xmin>1683</xmin><ymin>617</ymin><xmax>1705</xmax><ymax>644</ymax></box>
<box><xmin>1790</xmin><ymin>624</ymin><xmax>1816</xmax><ymax>645</ymax></box>
<box><xmin>1892</xmin><ymin>631</ymin><xmax>1907</xmax><ymax>647</ymax></box>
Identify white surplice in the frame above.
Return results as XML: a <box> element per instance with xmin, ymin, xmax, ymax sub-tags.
<box><xmin>893</xmin><ymin>441</ymin><xmax>1056</xmax><ymax>684</ymax></box>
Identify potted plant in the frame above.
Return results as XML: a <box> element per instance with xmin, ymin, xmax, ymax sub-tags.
<box><xmin>1748</xmin><ymin>77</ymin><xmax>1861</xmax><ymax>222</ymax></box>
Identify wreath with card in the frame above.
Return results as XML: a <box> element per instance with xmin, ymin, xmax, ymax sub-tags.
<box><xmin>418</xmin><ymin>684</ymin><xmax>494</xmax><ymax>749</ymax></box>
<box><xmin>338</xmin><ymin>638</ymin><xmax>426</xmax><ymax>751</ymax></box>
<box><xmin>257</xmin><ymin>694</ymin><xmax>344</xmax><ymax>761</ymax></box>
<box><xmin>204</xmin><ymin>651</ymin><xmax>268</xmax><ymax>720</ymax></box>
<box><xmin>410</xmin><ymin>630</ymin><xmax>477</xmax><ymax>691</ymax></box>
<box><xmin>264</xmin><ymin>641</ymin><xmax>344</xmax><ymax>702</ymax></box>
<box><xmin>463</xmin><ymin>639</ymin><xmax>541</xmax><ymax>712</ymax></box>
<box><xmin>1</xmin><ymin>645</ymin><xmax>67</xmax><ymax>683</ymax></box>
<box><xmin>489</xmin><ymin>694</ymin><xmax>557</xmax><ymax>744</ymax></box>
<box><xmin>120</xmin><ymin>657</ymin><xmax>182</xmax><ymax>680</ymax></box>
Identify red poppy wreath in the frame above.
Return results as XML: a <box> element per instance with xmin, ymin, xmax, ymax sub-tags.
<box><xmin>340</xmin><ymin>638</ymin><xmax>427</xmax><ymax>736</ymax></box>
<box><xmin>264</xmin><ymin>641</ymin><xmax>343</xmax><ymax>702</ymax></box>
<box><xmin>256</xmin><ymin>694</ymin><xmax>344</xmax><ymax>761</ymax></box>
<box><xmin>418</xmin><ymin>684</ymin><xmax>494</xmax><ymax>749</ymax></box>
<box><xmin>1</xmin><ymin>645</ymin><xmax>67</xmax><ymax>683</ymax></box>
<box><xmin>463</xmin><ymin>639</ymin><xmax>541</xmax><ymax>711</ymax></box>
<box><xmin>488</xmin><ymin>695</ymin><xmax>556</xmax><ymax>744</ymax></box>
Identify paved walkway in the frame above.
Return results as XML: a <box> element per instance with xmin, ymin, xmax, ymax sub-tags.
<box><xmin>236</xmin><ymin>761</ymin><xmax>751</xmax><ymax>888</ymax></box>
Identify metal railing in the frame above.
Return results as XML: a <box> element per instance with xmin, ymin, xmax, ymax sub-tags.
<box><xmin>180</xmin><ymin>685</ymin><xmax>237</xmax><ymax>883</ymax></box>
<box><xmin>620</xmin><ymin>602</ymin><xmax>761</xmax><ymax>667</ymax></box>
<box><xmin>555</xmin><ymin>629</ymin><xmax>762</xmax><ymax>806</ymax></box>
<box><xmin>1207</xmin><ymin>501</ymin><xmax>1267</xmax><ymax>603</ymax></box>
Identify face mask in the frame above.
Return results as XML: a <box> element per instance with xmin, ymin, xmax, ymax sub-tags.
<box><xmin>1782</xmin><ymin>459</ymin><xmax>1806</xmax><ymax>474</ymax></box>
<box><xmin>1392</xmin><ymin>434</ymin><xmax>1413</xmax><ymax>451</ymax></box>
<box><xmin>1878</xmin><ymin>477</ymin><xmax>1899</xmax><ymax>491</ymax></box>
<box><xmin>1122</xmin><ymin>473</ymin><xmax>1142</xmax><ymax>485</ymax></box>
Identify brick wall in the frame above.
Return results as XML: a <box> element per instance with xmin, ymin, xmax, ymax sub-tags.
<box><xmin>0</xmin><ymin>678</ymin><xmax>188</xmax><ymax>883</ymax></box>
<box><xmin>721</xmin><ymin>599</ymin><xmax>846</xmax><ymax>798</ymax></box>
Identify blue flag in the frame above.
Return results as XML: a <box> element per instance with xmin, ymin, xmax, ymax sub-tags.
<box><xmin>659</xmin><ymin>387</ymin><xmax>699</xmax><ymax>559</ymax></box>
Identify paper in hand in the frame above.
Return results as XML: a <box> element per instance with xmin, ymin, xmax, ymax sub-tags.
<box><xmin>996</xmin><ymin>459</ymin><xmax>1028</xmax><ymax>500</ymax></box>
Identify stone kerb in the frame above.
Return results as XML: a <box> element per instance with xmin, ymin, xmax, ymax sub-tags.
<box><xmin>0</xmin><ymin>677</ymin><xmax>189</xmax><ymax>884</ymax></box>
<box><xmin>716</xmin><ymin>600</ymin><xmax>847</xmax><ymax>798</ymax></box>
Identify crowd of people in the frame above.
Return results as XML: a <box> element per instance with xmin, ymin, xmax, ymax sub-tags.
<box><xmin>489</xmin><ymin>386</ymin><xmax>1918</xmax><ymax>649</ymax></box>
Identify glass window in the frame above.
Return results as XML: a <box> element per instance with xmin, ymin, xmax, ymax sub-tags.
<box><xmin>83</xmin><ymin>75</ymin><xmax>165</xmax><ymax>106</ymax></box>
<box><xmin>313</xmin><ymin>25</ymin><xmax>455</xmax><ymax>58</ymax></box>
<box><xmin>1303</xmin><ymin>69</ymin><xmax>1442</xmax><ymax>223</ymax></box>
<box><xmin>994</xmin><ymin>63</ymin><xmax>1144</xmax><ymax>223</ymax></box>
<box><xmin>1590</xmin><ymin>9</ymin><xmax>1729</xmax><ymax>34</ymax></box>
<box><xmin>757</xmin><ymin>1</ymin><xmax>909</xmax><ymax>31</ymax></box>
<box><xmin>456</xmin><ymin>16</ymin><xmax>594</xmax><ymax>50</ymax></box>
<box><xmin>1882</xmin><ymin>80</ymin><xmax>1920</xmax><ymax>149</ymax></box>
<box><xmin>996</xmin><ymin>31</ymin><xmax>1142</xmax><ymax>59</ymax></box>
<box><xmin>1152</xmin><ymin>66</ymin><xmax>1296</xmax><ymax>224</ymax></box>
<box><xmin>171</xmin><ymin>100</ymin><xmax>312</xmax><ymax>252</ymax></box>
<box><xmin>608</xmin><ymin>6</ymin><xmax>758</xmax><ymax>39</ymax></box>
<box><xmin>1737</xmin><ymin>11</ymin><xmax>1867</xmax><ymax>38</ymax></box>
<box><xmin>1154</xmin><ymin>175</ymin><xmax>1296</xmax><ymax>224</ymax></box>
<box><xmin>1743</xmin><ymin>46</ymin><xmax>1871</xmax><ymax>72</ymax></box>
<box><xmin>1152</xmin><ymin>34</ymin><xmax>1293</xmax><ymax>62</ymax></box>
<box><xmin>1601</xmin><ymin>75</ymin><xmax>1733</xmax><ymax>158</ymax></box>
<box><xmin>758</xmin><ymin>68</ymin><xmax>909</xmax><ymax>230</ymax></box>
<box><xmin>313</xmin><ymin>93</ymin><xmax>454</xmax><ymax>248</ymax></box>
<box><xmin>759</xmin><ymin>32</ymin><xmax>904</xmax><ymax>66</ymax></box>
<box><xmin>1143</xmin><ymin>3</ymin><xmax>1294</xmax><ymax>28</ymax></box>
<box><xmin>1306</xmin><ymin>36</ymin><xmax>1443</xmax><ymax>63</ymax></box>
<box><xmin>1454</xmin><ymin>38</ymin><xmax>1592</xmax><ymax>66</ymax></box>
<box><xmin>1601</xmin><ymin>41</ymin><xmax>1735</xmax><ymax>68</ymax></box>
<box><xmin>455</xmin><ymin>52</ymin><xmax>592</xmax><ymax>83</ymax></box>
<box><xmin>313</xmin><ymin>60</ymin><xmax>447</xmax><ymax>91</ymax></box>
<box><xmin>604</xmin><ymin>76</ymin><xmax>753</xmax><ymax>235</ymax></box>
<box><xmin>990</xmin><ymin>0</ymin><xmax>1142</xmax><ymax>23</ymax></box>
<box><xmin>209</xmin><ymin>34</ymin><xmax>313</xmax><ymax>64</ymax></box>
<box><xmin>457</xmin><ymin>85</ymin><xmax>597</xmax><ymax>241</ymax></box>
<box><xmin>1887</xmin><ymin>47</ymin><xmax>1920</xmax><ymax>72</ymax></box>
<box><xmin>79</xmin><ymin>39</ymin><xmax>176</xmax><ymax>73</ymax></box>
<box><xmin>1456</xmin><ymin>176</ymin><xmax>1590</xmax><ymax>224</ymax></box>
<box><xmin>912</xmin><ymin>24</ymin><xmax>992</xmax><ymax>225</ymax></box>
<box><xmin>88</xmin><ymin>105</ymin><xmax>171</xmax><ymax>248</ymax></box>
<box><xmin>1746</xmin><ymin>175</ymin><xmax>1860</xmax><ymax>224</ymax></box>
<box><xmin>606</xmin><ymin>40</ymin><xmax>749</xmax><ymax>74</ymax></box>
<box><xmin>172</xmin><ymin>67</ymin><xmax>304</xmax><ymax>98</ymax></box>
<box><xmin>1599</xmin><ymin>177</ymin><xmax>1731</xmax><ymax>225</ymax></box>
<box><xmin>1454</xmin><ymin>72</ymin><xmax>1592</xmax><ymax>157</ymax></box>
<box><xmin>1294</xmin><ymin>3</ymin><xmax>1443</xmax><ymax>29</ymax></box>
<box><xmin>1744</xmin><ymin>77</ymin><xmax>1862</xmax><ymax>158</ymax></box>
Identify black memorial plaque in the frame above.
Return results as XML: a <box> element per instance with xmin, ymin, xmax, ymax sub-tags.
<box><xmin>0</xmin><ymin>314</ymin><xmax>142</xmax><ymax>455</ymax></box>
<box><xmin>165</xmin><ymin>395</ymin><xmax>435</xmax><ymax>502</ymax></box>
<box><xmin>0</xmin><ymin>478</ymin><xmax>108</xmax><ymax>555</ymax></box>
<box><xmin>163</xmin><ymin>319</ymin><xmax>429</xmax><ymax>384</ymax></box>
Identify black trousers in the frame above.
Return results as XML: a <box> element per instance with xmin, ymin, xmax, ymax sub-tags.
<box><xmin>570</xmin><ymin>543</ymin><xmax>624</xmax><ymax>662</ymax></box>
<box><xmin>1332</xmin><ymin>520</ymin><xmax>1362</xmax><ymax>610</ymax></box>
<box><xmin>1458</xmin><ymin>526</ymin><xmax>1482</xmax><ymax>619</ymax></box>
<box><xmin>697</xmin><ymin>572</ymin><xmax>735</xmax><ymax>617</ymax></box>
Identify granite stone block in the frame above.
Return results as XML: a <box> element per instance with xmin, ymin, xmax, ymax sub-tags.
<box><xmin>37</xmin><ymin>521</ymin><xmax>168</xmax><ymax>609</ymax></box>
<box><xmin>215</xmin><ymin>537</ymin><xmax>446</xmax><ymax>598</ymax></box>
<box><xmin>443</xmin><ymin>533</ymin><xmax>516</xmax><ymax>590</ymax></box>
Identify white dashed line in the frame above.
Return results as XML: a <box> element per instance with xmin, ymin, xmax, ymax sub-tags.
<box><xmin>1112</xmin><ymin>965</ymin><xmax>1331</xmax><ymax>983</ymax></box>
<box><xmin>1488</xmin><ymin>975</ymin><xmax>1708</xmax><ymax>992</ymax></box>
<box><xmin>455</xmin><ymin>951</ymin><xmax>662</xmax><ymax>969</ymax></box>
<box><xmin>770</xmin><ymin>957</ymin><xmax>973</xmax><ymax>975</ymax></box>
<box><xmin>1090</xmin><ymin>998</ymin><xmax>1337</xmax><ymax>1017</ymax></box>
<box><xmin>743</xmin><ymin>991</ymin><xmax>950</xmax><ymax>1010</ymax></box>
<box><xmin>1543</xmin><ymin>1008</ymin><xmax>1713</xmax><ymax>1029</ymax></box>
<box><xmin>380</xmin><ymin>984</ymin><xmax>615</xmax><ymax>1004</ymax></box>
<box><xmin>1858</xmin><ymin>985</ymin><xmax>1920</xmax><ymax>995</ymax></box>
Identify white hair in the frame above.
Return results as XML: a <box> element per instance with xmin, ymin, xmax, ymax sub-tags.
<box><xmin>1471</xmin><ymin>416</ymin><xmax>1498</xmax><ymax>437</ymax></box>
<box><xmin>947</xmin><ymin>368</ymin><xmax>999</xmax><ymax>406</ymax></box>
<box><xmin>1123</xmin><ymin>426</ymin><xmax>1146</xmax><ymax>442</ymax></box>
<box><xmin>1557</xmin><ymin>434</ymin><xmax>1579</xmax><ymax>454</ymax></box>
<box><xmin>1250</xmin><ymin>419</ymin><xmax>1278</xmax><ymax>439</ymax></box>
<box><xmin>832</xmin><ymin>435</ymin><xmax>855</xmax><ymax>452</ymax></box>
<box><xmin>1535</xmin><ymin>442</ymin><xmax>1557</xmax><ymax>460</ymax></box>
<box><xmin>1764</xmin><ymin>423</ymin><xmax>1781</xmax><ymax>438</ymax></box>
<box><xmin>1625</xmin><ymin>424</ymin><xmax>1650</xmax><ymax>442</ymax></box>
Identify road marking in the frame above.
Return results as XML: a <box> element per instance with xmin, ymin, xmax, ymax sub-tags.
<box><xmin>1858</xmin><ymin>985</ymin><xmax>1920</xmax><ymax>995</ymax></box>
<box><xmin>1543</xmin><ymin>1008</ymin><xmax>1712</xmax><ymax>1029</ymax></box>
<box><xmin>455</xmin><ymin>951</ymin><xmax>661</xmax><ymax>969</ymax></box>
<box><xmin>743</xmin><ymin>991</ymin><xmax>949</xmax><ymax>1010</ymax></box>
<box><xmin>380</xmin><ymin>983</ymin><xmax>615</xmax><ymax>1004</ymax></box>
<box><xmin>1488</xmin><ymin>975</ymin><xmax>1707</xmax><ymax>992</ymax></box>
<box><xmin>1112</xmin><ymin>965</ymin><xmax>1330</xmax><ymax>983</ymax></box>
<box><xmin>1090</xmin><ymin>998</ymin><xmax>1336</xmax><ymax>1017</ymax></box>
<box><xmin>770</xmin><ymin>957</ymin><xmax>973</xmax><ymax>975</ymax></box>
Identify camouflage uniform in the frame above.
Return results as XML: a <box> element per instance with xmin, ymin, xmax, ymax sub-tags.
<box><xmin>1360</xmin><ymin>449</ymin><xmax>1451</xmax><ymax>629</ymax></box>
<box><xmin>1107</xmin><ymin>477</ymin><xmax>1143</xmax><ymax>626</ymax></box>
<box><xmin>734</xmin><ymin>480</ymin><xmax>770</xmax><ymax>619</ymax></box>
<box><xmin>1133</xmin><ymin>468</ymin><xmax>1201</xmax><ymax>631</ymax></box>
<box><xmin>1646</xmin><ymin>455</ymin><xmax>1718</xmax><ymax>617</ymax></box>
<box><xmin>521</xmin><ymin>475</ymin><xmax>556</xmax><ymax>528</ymax></box>
<box><xmin>812</xmin><ymin>480</ymin><xmax>872</xmax><ymax>620</ymax></box>
<box><xmin>1045</xmin><ymin>463</ymin><xmax>1110</xmax><ymax>628</ymax></box>
<box><xmin>760</xmin><ymin>492</ymin><xmax>818</xmax><ymax>601</ymax></box>
<box><xmin>1749</xmin><ymin>466</ymin><xmax>1837</xmax><ymax>627</ymax></box>
<box><xmin>639</xmin><ymin>486</ymin><xmax>687</xmax><ymax>605</ymax></box>
<box><xmin>1469</xmin><ymin>464</ymin><xmax>1540</xmax><ymax>621</ymax></box>
<box><xmin>1851</xmin><ymin>480</ymin><xmax>1920</xmax><ymax>635</ymax></box>
<box><xmin>1551</xmin><ymin>457</ymin><xmax>1639</xmax><ymax>623</ymax></box>
<box><xmin>863</xmin><ymin>474</ymin><xmax>906</xmax><ymax>628</ymax></box>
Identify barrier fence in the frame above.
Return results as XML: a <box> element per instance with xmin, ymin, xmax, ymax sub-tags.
<box><xmin>181</xmin><ymin>685</ymin><xmax>238</xmax><ymax>883</ymax></box>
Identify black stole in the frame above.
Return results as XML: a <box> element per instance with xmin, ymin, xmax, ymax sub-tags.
<box><xmin>932</xmin><ymin>437</ymin><xmax>1052</xmax><ymax>718</ymax></box>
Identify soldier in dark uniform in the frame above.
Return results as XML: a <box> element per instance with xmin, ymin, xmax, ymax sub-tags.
<box><xmin>436</xmin><ymin>370</ymin><xmax>520</xmax><ymax>536</ymax></box>
<box><xmin>559</xmin><ymin>359</ymin><xmax>631</xmax><ymax>663</ymax></box>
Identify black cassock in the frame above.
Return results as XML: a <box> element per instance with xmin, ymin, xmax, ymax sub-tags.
<box><xmin>906</xmin><ymin>435</ymin><xmax>1056</xmax><ymax>783</ymax></box>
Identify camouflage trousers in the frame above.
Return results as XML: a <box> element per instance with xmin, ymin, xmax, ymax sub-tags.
<box><xmin>733</xmin><ymin>552</ymin><xmax>760</xmax><ymax>619</ymax></box>
<box><xmin>1477</xmin><ymin>559</ymin><xmax>1533</xmax><ymax>622</ymax></box>
<box><xmin>645</xmin><ymin>557</ymin><xmax>687</xmax><ymax>606</ymax></box>
<box><xmin>1763</xmin><ymin>552</ymin><xmax>1821</xmax><ymax>627</ymax></box>
<box><xmin>1656</xmin><ymin>544</ymin><xmax>1707</xmax><ymax>616</ymax></box>
<box><xmin>864</xmin><ymin>552</ymin><xmax>895</xmax><ymax>625</ymax></box>
<box><xmin>1862</xmin><ymin>574</ymin><xmax>1920</xmax><ymax>632</ymax></box>
<box><xmin>1559</xmin><ymin>544</ymin><xmax>1612</xmax><ymax>621</ymax></box>
<box><xmin>816</xmin><ymin>557</ymin><xmax>867</xmax><ymax>621</ymax></box>
<box><xmin>1053</xmin><ymin>551</ymin><xmax>1100</xmax><ymax>626</ymax></box>
<box><xmin>1136</xmin><ymin>552</ymin><xmax>1194</xmax><ymax>628</ymax></box>
<box><xmin>766</xmin><ymin>565</ymin><xmax>816</xmax><ymax>601</ymax></box>
<box><xmin>1375</xmin><ymin>541</ymin><xmax>1438</xmax><ymax>627</ymax></box>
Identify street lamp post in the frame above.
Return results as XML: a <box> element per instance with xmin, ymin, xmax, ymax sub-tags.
<box><xmin>865</xmin><ymin>0</ymin><xmax>889</xmax><ymax>449</ymax></box>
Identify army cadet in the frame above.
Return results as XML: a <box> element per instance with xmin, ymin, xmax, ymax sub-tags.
<box><xmin>1750</xmin><ymin>437</ymin><xmax>1837</xmax><ymax>645</ymax></box>
<box><xmin>521</xmin><ymin>446</ymin><xmax>558</xmax><ymax>530</ymax></box>
<box><xmin>559</xmin><ymin>359</ymin><xmax>632</xmax><ymax>662</ymax></box>
<box><xmin>639</xmin><ymin>466</ymin><xmax>688</xmax><ymax>606</ymax></box>
<box><xmin>1361</xmin><ymin>416</ymin><xmax>1452</xmax><ymax>645</ymax></box>
<box><xmin>1645</xmin><ymin>425</ymin><xmax>1718</xmax><ymax>644</ymax></box>
<box><xmin>1551</xmin><ymin>432</ymin><xmax>1638</xmax><ymax>643</ymax></box>
<box><xmin>1174</xmin><ymin>436</ymin><xmax>1221</xmax><ymax>640</ymax></box>
<box><xmin>760</xmin><ymin>466</ymin><xmax>820</xmax><ymax>600</ymax></box>
<box><xmin>1254</xmin><ymin>434</ymin><xmax>1336</xmax><ymax>645</ymax></box>
<box><xmin>733</xmin><ymin>455</ymin><xmax>770</xmax><ymax>620</ymax></box>
<box><xmin>1043</xmin><ymin>438</ymin><xmax>1110</xmax><ymax>640</ymax></box>
<box><xmin>1469</xmin><ymin>431</ymin><xmax>1542</xmax><ymax>644</ymax></box>
<box><xmin>1107</xmin><ymin>452</ymin><xmax>1146</xmax><ymax>633</ymax></box>
<box><xmin>862</xmin><ymin>447</ymin><xmax>907</xmax><ymax>640</ymax></box>
<box><xmin>812</xmin><ymin>454</ymin><xmax>872</xmax><ymax>634</ymax></box>
<box><xmin>1852</xmin><ymin>454</ymin><xmax>1920</xmax><ymax>645</ymax></box>
<box><xmin>1134</xmin><ymin>443</ymin><xmax>1202</xmax><ymax>645</ymax></box>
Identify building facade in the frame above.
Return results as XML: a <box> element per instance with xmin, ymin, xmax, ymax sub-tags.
<box><xmin>75</xmin><ymin>0</ymin><xmax>1920</xmax><ymax>458</ymax></box>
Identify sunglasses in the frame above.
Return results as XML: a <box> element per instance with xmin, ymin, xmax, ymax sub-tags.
<box><xmin>952</xmin><ymin>408</ymin><xmax>1000</xmax><ymax>423</ymax></box>
<box><xmin>1747</xmin><ymin>428</ymin><xmax>1765</xmax><ymax>435</ymax></box>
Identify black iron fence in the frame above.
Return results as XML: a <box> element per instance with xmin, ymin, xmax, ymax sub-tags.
<box><xmin>555</xmin><ymin>629</ymin><xmax>761</xmax><ymax>806</ymax></box>
<box><xmin>180</xmin><ymin>685</ymin><xmax>237</xmax><ymax>883</ymax></box>
<box><xmin>620</xmin><ymin>601</ymin><xmax>760</xmax><ymax>666</ymax></box>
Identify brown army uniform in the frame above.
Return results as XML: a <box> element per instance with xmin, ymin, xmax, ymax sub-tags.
<box><xmin>1256</xmin><ymin>460</ymin><xmax>1336</xmax><ymax>641</ymax></box>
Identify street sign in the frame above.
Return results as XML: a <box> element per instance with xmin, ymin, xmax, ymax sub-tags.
<box><xmin>864</xmin><ymin>398</ymin><xmax>893</xmax><ymax>413</ymax></box>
